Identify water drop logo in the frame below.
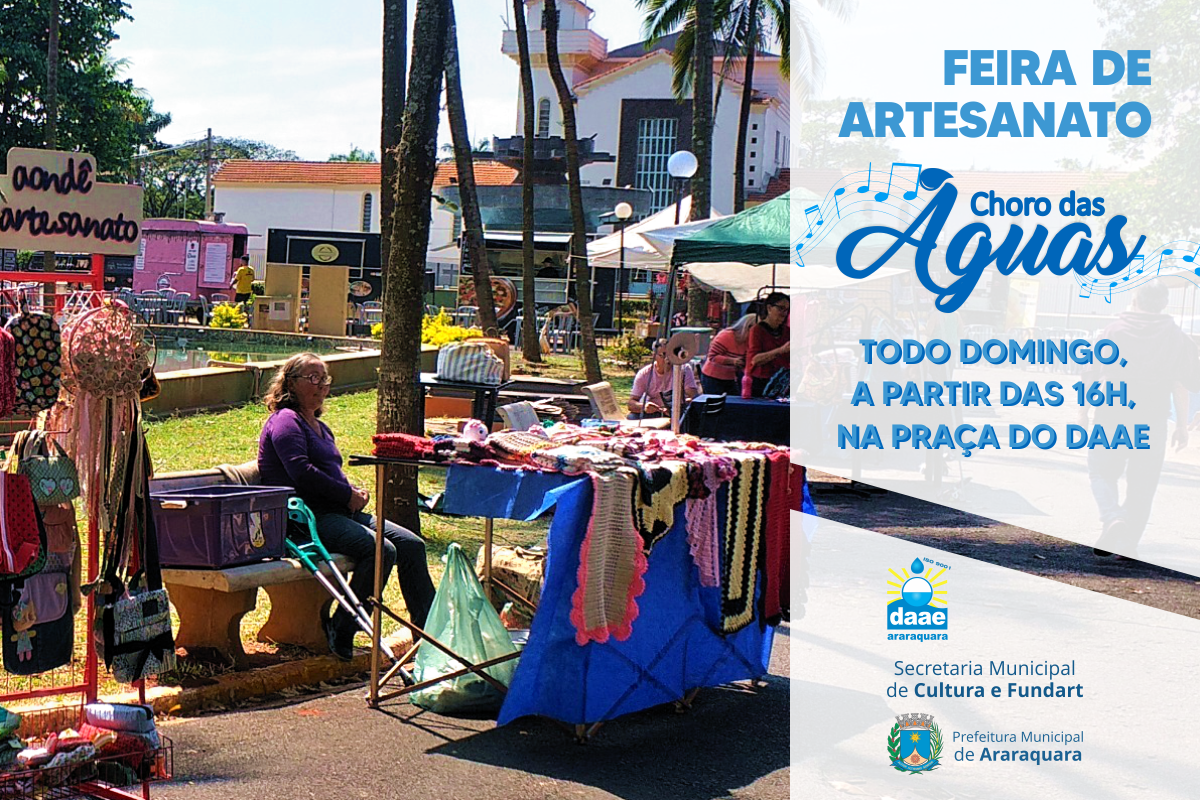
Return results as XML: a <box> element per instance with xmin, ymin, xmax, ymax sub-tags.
<box><xmin>887</xmin><ymin>557</ymin><xmax>949</xmax><ymax>632</ymax></box>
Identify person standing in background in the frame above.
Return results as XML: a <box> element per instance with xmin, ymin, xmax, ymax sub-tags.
<box><xmin>744</xmin><ymin>293</ymin><xmax>791</xmax><ymax>397</ymax></box>
<box><xmin>230</xmin><ymin>255</ymin><xmax>256</xmax><ymax>305</ymax></box>
<box><xmin>701</xmin><ymin>314</ymin><xmax>756</xmax><ymax>395</ymax></box>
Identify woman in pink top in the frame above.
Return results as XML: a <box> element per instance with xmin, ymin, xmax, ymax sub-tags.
<box><xmin>700</xmin><ymin>314</ymin><xmax>757</xmax><ymax>395</ymax></box>
<box><xmin>745</xmin><ymin>293</ymin><xmax>791</xmax><ymax>397</ymax></box>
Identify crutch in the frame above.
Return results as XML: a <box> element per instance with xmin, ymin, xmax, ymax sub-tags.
<box><xmin>285</xmin><ymin>498</ymin><xmax>398</xmax><ymax>664</ymax></box>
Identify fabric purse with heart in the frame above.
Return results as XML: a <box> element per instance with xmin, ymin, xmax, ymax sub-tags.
<box><xmin>9</xmin><ymin>431</ymin><xmax>80</xmax><ymax>505</ymax></box>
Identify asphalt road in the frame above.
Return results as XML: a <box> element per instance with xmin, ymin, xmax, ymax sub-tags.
<box><xmin>155</xmin><ymin>627</ymin><xmax>792</xmax><ymax>800</ymax></box>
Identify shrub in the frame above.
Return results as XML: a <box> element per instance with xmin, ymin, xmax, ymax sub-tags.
<box><xmin>372</xmin><ymin>312</ymin><xmax>482</xmax><ymax>347</ymax></box>
<box><xmin>605</xmin><ymin>332</ymin><xmax>651</xmax><ymax>368</ymax></box>
<box><xmin>251</xmin><ymin>280</ymin><xmax>265</xmax><ymax>296</ymax></box>
<box><xmin>209</xmin><ymin>302</ymin><xmax>248</xmax><ymax>329</ymax></box>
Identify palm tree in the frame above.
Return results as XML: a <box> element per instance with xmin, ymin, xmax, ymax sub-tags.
<box><xmin>380</xmin><ymin>0</ymin><xmax>406</xmax><ymax>310</ymax></box>
<box><xmin>377</xmin><ymin>0</ymin><xmax>446</xmax><ymax>532</ymax></box>
<box><xmin>543</xmin><ymin>0</ymin><xmax>602</xmax><ymax>384</ymax></box>
<box><xmin>639</xmin><ymin>0</ymin><xmax>854</xmax><ymax>210</ymax></box>
<box><xmin>513</xmin><ymin>0</ymin><xmax>541</xmax><ymax>363</ymax></box>
<box><xmin>443</xmin><ymin>0</ymin><xmax>498</xmax><ymax>334</ymax></box>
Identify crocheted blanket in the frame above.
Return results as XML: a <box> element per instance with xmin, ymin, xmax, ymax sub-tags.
<box><xmin>632</xmin><ymin>460</ymin><xmax>689</xmax><ymax>553</ymax></box>
<box><xmin>721</xmin><ymin>453</ymin><xmax>767</xmax><ymax>634</ymax></box>
<box><xmin>762</xmin><ymin>452</ymin><xmax>793</xmax><ymax>625</ymax></box>
<box><xmin>570</xmin><ymin>468</ymin><xmax>647</xmax><ymax>645</ymax></box>
<box><xmin>685</xmin><ymin>456</ymin><xmax>737</xmax><ymax>588</ymax></box>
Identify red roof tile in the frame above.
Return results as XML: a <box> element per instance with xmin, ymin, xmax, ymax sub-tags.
<box><xmin>215</xmin><ymin>160</ymin><xmax>380</xmax><ymax>185</ymax></box>
<box><xmin>216</xmin><ymin>159</ymin><xmax>520</xmax><ymax>188</ymax></box>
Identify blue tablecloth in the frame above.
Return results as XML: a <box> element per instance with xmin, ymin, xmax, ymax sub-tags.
<box><xmin>443</xmin><ymin>465</ymin><xmax>583</xmax><ymax>520</ymax></box>
<box><xmin>496</xmin><ymin>478</ymin><xmax>774</xmax><ymax>727</ymax></box>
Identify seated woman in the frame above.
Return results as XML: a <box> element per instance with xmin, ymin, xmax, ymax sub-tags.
<box><xmin>258</xmin><ymin>353</ymin><xmax>436</xmax><ymax>661</ymax></box>
<box><xmin>627</xmin><ymin>339</ymin><xmax>699</xmax><ymax>418</ymax></box>
<box><xmin>744</xmin><ymin>292</ymin><xmax>791</xmax><ymax>397</ymax></box>
<box><xmin>700</xmin><ymin>313</ymin><xmax>756</xmax><ymax>395</ymax></box>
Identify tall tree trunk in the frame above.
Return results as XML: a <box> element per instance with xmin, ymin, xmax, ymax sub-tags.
<box><xmin>514</xmin><ymin>0</ymin><xmax>541</xmax><ymax>363</ymax></box>
<box><xmin>733</xmin><ymin>0</ymin><xmax>759</xmax><ymax>214</ymax></box>
<box><xmin>687</xmin><ymin>0</ymin><xmax>715</xmax><ymax>325</ymax></box>
<box><xmin>377</xmin><ymin>0</ymin><xmax>447</xmax><ymax>532</ymax></box>
<box><xmin>41</xmin><ymin>0</ymin><xmax>59</xmax><ymax>276</ymax></box>
<box><xmin>380</xmin><ymin>0</ymin><xmax>406</xmax><ymax>288</ymax></box>
<box><xmin>543</xmin><ymin>0</ymin><xmax>602</xmax><ymax>384</ymax></box>
<box><xmin>444</xmin><ymin>2</ymin><xmax>498</xmax><ymax>335</ymax></box>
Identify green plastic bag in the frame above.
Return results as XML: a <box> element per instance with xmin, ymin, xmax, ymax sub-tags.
<box><xmin>410</xmin><ymin>543</ymin><xmax>520</xmax><ymax>715</ymax></box>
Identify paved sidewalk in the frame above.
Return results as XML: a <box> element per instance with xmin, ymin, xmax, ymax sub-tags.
<box><xmin>155</xmin><ymin>629</ymin><xmax>791</xmax><ymax>800</ymax></box>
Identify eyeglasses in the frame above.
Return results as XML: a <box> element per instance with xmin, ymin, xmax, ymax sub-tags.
<box><xmin>770</xmin><ymin>303</ymin><xmax>790</xmax><ymax>313</ymax></box>
<box><xmin>299</xmin><ymin>373</ymin><xmax>333</xmax><ymax>387</ymax></box>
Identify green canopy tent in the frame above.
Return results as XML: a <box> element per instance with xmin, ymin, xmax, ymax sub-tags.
<box><xmin>660</xmin><ymin>190</ymin><xmax>799</xmax><ymax>332</ymax></box>
<box><xmin>670</xmin><ymin>190</ymin><xmax>795</xmax><ymax>267</ymax></box>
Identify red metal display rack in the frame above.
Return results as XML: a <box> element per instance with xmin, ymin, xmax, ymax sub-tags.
<box><xmin>0</xmin><ymin>266</ymin><xmax>173</xmax><ymax>799</ymax></box>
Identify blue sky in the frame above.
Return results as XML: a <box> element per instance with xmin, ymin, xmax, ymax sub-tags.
<box><xmin>110</xmin><ymin>0</ymin><xmax>648</xmax><ymax>160</ymax></box>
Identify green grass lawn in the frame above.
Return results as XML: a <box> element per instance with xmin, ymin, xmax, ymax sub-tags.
<box><xmin>143</xmin><ymin>352</ymin><xmax>639</xmax><ymax>675</ymax></box>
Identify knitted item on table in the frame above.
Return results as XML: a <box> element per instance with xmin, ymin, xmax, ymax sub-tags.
<box><xmin>721</xmin><ymin>453</ymin><xmax>768</xmax><ymax>634</ymax></box>
<box><xmin>372</xmin><ymin>433</ymin><xmax>434</xmax><ymax>459</ymax></box>
<box><xmin>532</xmin><ymin>445</ymin><xmax>624</xmax><ymax>475</ymax></box>
<box><xmin>685</xmin><ymin>456</ymin><xmax>738</xmax><ymax>588</ymax></box>
<box><xmin>488</xmin><ymin>430</ymin><xmax>555</xmax><ymax>463</ymax></box>
<box><xmin>632</xmin><ymin>460</ymin><xmax>689</xmax><ymax>553</ymax></box>
<box><xmin>570</xmin><ymin>468</ymin><xmax>647</xmax><ymax>645</ymax></box>
<box><xmin>761</xmin><ymin>451</ymin><xmax>793</xmax><ymax>625</ymax></box>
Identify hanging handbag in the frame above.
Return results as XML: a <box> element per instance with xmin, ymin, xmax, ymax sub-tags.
<box><xmin>0</xmin><ymin>472</ymin><xmax>47</xmax><ymax>580</ymax></box>
<box><xmin>5</xmin><ymin>309</ymin><xmax>62</xmax><ymax>415</ymax></box>
<box><xmin>2</xmin><ymin>551</ymin><xmax>73</xmax><ymax>675</ymax></box>
<box><xmin>95</xmin><ymin>423</ymin><xmax>174</xmax><ymax>684</ymax></box>
<box><xmin>9</xmin><ymin>431</ymin><xmax>80</xmax><ymax>506</ymax></box>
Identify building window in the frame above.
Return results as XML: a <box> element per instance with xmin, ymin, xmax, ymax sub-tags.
<box><xmin>751</xmin><ymin>137</ymin><xmax>757</xmax><ymax>144</ymax></box>
<box><xmin>775</xmin><ymin>131</ymin><xmax>781</xmax><ymax>164</ymax></box>
<box><xmin>361</xmin><ymin>192</ymin><xmax>373</xmax><ymax>232</ymax></box>
<box><xmin>749</xmin><ymin>179</ymin><xmax>755</xmax><ymax>187</ymax></box>
<box><xmin>537</xmin><ymin>98</ymin><xmax>552</xmax><ymax>138</ymax></box>
<box><xmin>602</xmin><ymin>178</ymin><xmax>612</xmax><ymax>186</ymax></box>
<box><xmin>750</xmin><ymin>151</ymin><xmax>756</xmax><ymax>158</ymax></box>
<box><xmin>634</xmin><ymin>117</ymin><xmax>678</xmax><ymax>211</ymax></box>
<box><xmin>749</xmin><ymin>165</ymin><xmax>756</xmax><ymax>172</ymax></box>
<box><xmin>752</xmin><ymin>123</ymin><xmax>758</xmax><ymax>130</ymax></box>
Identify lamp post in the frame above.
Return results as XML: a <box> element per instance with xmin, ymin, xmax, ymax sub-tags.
<box><xmin>614</xmin><ymin>201</ymin><xmax>633</xmax><ymax>335</ymax></box>
<box><xmin>662</xmin><ymin>150</ymin><xmax>697</xmax><ymax>336</ymax></box>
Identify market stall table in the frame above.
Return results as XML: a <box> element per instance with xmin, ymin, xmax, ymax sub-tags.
<box><xmin>683</xmin><ymin>394</ymin><xmax>790</xmax><ymax>445</ymax></box>
<box><xmin>419</xmin><ymin>373</ymin><xmax>512</xmax><ymax>430</ymax></box>
<box><xmin>351</xmin><ymin>448</ymin><xmax>811</xmax><ymax>739</ymax></box>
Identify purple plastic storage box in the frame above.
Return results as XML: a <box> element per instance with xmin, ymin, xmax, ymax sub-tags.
<box><xmin>150</xmin><ymin>485</ymin><xmax>293</xmax><ymax>568</ymax></box>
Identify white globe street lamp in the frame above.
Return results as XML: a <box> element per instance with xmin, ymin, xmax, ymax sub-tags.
<box><xmin>614</xmin><ymin>202</ymin><xmax>634</xmax><ymax>333</ymax></box>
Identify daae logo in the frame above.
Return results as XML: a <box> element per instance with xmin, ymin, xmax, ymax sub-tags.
<box><xmin>887</xmin><ymin>558</ymin><xmax>948</xmax><ymax>631</ymax></box>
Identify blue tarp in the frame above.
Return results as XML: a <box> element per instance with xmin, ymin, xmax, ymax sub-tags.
<box><xmin>498</xmin><ymin>478</ymin><xmax>775</xmax><ymax>726</ymax></box>
<box><xmin>443</xmin><ymin>465</ymin><xmax>583</xmax><ymax>520</ymax></box>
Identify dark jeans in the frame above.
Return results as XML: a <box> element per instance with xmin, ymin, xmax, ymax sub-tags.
<box><xmin>701</xmin><ymin>373</ymin><xmax>738</xmax><ymax>396</ymax></box>
<box><xmin>314</xmin><ymin>510</ymin><xmax>436</xmax><ymax>634</ymax></box>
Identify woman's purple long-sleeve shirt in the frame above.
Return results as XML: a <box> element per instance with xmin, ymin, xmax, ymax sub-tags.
<box><xmin>258</xmin><ymin>408</ymin><xmax>353</xmax><ymax>514</ymax></box>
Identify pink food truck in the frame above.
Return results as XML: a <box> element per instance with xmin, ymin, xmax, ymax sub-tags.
<box><xmin>134</xmin><ymin>218</ymin><xmax>250</xmax><ymax>300</ymax></box>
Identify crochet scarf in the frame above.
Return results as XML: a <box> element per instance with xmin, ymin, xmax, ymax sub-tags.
<box><xmin>721</xmin><ymin>453</ymin><xmax>767</xmax><ymax>634</ymax></box>
<box><xmin>632</xmin><ymin>460</ymin><xmax>689</xmax><ymax>553</ymax></box>
<box><xmin>761</xmin><ymin>452</ymin><xmax>793</xmax><ymax>625</ymax></box>
<box><xmin>685</xmin><ymin>456</ymin><xmax>737</xmax><ymax>588</ymax></box>
<box><xmin>570</xmin><ymin>467</ymin><xmax>647</xmax><ymax>645</ymax></box>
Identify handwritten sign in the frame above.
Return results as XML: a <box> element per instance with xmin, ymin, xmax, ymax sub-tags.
<box><xmin>0</xmin><ymin>148</ymin><xmax>143</xmax><ymax>256</ymax></box>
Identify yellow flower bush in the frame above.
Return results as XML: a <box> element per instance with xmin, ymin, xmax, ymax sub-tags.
<box><xmin>209</xmin><ymin>302</ymin><xmax>248</xmax><ymax>329</ymax></box>
<box><xmin>372</xmin><ymin>311</ymin><xmax>482</xmax><ymax>346</ymax></box>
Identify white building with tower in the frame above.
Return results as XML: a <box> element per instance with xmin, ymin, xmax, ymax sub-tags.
<box><xmin>501</xmin><ymin>0</ymin><xmax>791</xmax><ymax>214</ymax></box>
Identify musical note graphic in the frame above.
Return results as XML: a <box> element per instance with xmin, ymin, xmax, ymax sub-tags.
<box><xmin>1157</xmin><ymin>249</ymin><xmax>1173</xmax><ymax>276</ymax></box>
<box><xmin>1183</xmin><ymin>243</ymin><xmax>1200</xmax><ymax>263</ymax></box>
<box><xmin>1079</xmin><ymin>279</ymin><xmax>1097</xmax><ymax>299</ymax></box>
<box><xmin>804</xmin><ymin>205</ymin><xmax>823</xmax><ymax>238</ymax></box>
<box><xmin>1105</xmin><ymin>281</ymin><xmax>1116</xmax><ymax>304</ymax></box>
<box><xmin>856</xmin><ymin>163</ymin><xmax>873</xmax><ymax>194</ymax></box>
<box><xmin>834</xmin><ymin>187</ymin><xmax>845</xmax><ymax>219</ymax></box>
<box><xmin>875</xmin><ymin>162</ymin><xmax>923</xmax><ymax>202</ymax></box>
<box><xmin>1133</xmin><ymin>255</ymin><xmax>1145</xmax><ymax>275</ymax></box>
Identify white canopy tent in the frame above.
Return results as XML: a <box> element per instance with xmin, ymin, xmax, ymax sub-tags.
<box><xmin>587</xmin><ymin>197</ymin><xmax>723</xmax><ymax>270</ymax></box>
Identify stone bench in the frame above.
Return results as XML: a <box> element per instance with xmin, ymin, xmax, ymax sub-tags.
<box><xmin>153</xmin><ymin>466</ymin><xmax>354</xmax><ymax>665</ymax></box>
<box><xmin>163</xmin><ymin>555</ymin><xmax>354</xmax><ymax>666</ymax></box>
